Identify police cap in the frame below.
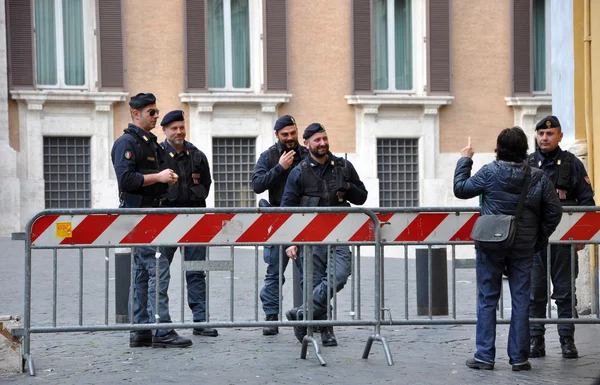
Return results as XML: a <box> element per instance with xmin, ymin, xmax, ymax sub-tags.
<box><xmin>303</xmin><ymin>123</ymin><xmax>326</xmax><ymax>140</ymax></box>
<box><xmin>161</xmin><ymin>110</ymin><xmax>184</xmax><ymax>127</ymax></box>
<box><xmin>129</xmin><ymin>93</ymin><xmax>156</xmax><ymax>109</ymax></box>
<box><xmin>274</xmin><ymin>115</ymin><xmax>296</xmax><ymax>131</ymax></box>
<box><xmin>535</xmin><ymin>115</ymin><xmax>561</xmax><ymax>131</ymax></box>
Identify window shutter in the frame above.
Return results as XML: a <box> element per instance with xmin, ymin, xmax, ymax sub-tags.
<box><xmin>7</xmin><ymin>0</ymin><xmax>34</xmax><ymax>88</ymax></box>
<box><xmin>264</xmin><ymin>0</ymin><xmax>288</xmax><ymax>92</ymax></box>
<box><xmin>97</xmin><ymin>0</ymin><xmax>125</xmax><ymax>89</ymax></box>
<box><xmin>352</xmin><ymin>0</ymin><xmax>372</xmax><ymax>93</ymax></box>
<box><xmin>186</xmin><ymin>0</ymin><xmax>207</xmax><ymax>91</ymax></box>
<box><xmin>512</xmin><ymin>0</ymin><xmax>531</xmax><ymax>94</ymax></box>
<box><xmin>428</xmin><ymin>0</ymin><xmax>451</xmax><ymax>93</ymax></box>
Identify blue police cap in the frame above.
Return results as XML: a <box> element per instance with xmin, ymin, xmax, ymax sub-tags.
<box><xmin>129</xmin><ymin>93</ymin><xmax>156</xmax><ymax>109</ymax></box>
<box><xmin>274</xmin><ymin>115</ymin><xmax>296</xmax><ymax>131</ymax></box>
<box><xmin>161</xmin><ymin>110</ymin><xmax>184</xmax><ymax>127</ymax></box>
<box><xmin>303</xmin><ymin>123</ymin><xmax>326</xmax><ymax>140</ymax></box>
<box><xmin>535</xmin><ymin>115</ymin><xmax>561</xmax><ymax>130</ymax></box>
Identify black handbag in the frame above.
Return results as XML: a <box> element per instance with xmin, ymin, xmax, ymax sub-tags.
<box><xmin>470</xmin><ymin>166</ymin><xmax>531</xmax><ymax>250</ymax></box>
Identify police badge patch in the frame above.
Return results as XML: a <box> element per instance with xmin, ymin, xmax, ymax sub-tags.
<box><xmin>124</xmin><ymin>151</ymin><xmax>132</xmax><ymax>160</ymax></box>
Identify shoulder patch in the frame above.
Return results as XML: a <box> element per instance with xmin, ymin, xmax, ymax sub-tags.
<box><xmin>124</xmin><ymin>151</ymin><xmax>132</xmax><ymax>160</ymax></box>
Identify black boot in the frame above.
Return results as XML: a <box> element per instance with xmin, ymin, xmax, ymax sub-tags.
<box><xmin>263</xmin><ymin>314</ymin><xmax>279</xmax><ymax>336</ymax></box>
<box><xmin>529</xmin><ymin>336</ymin><xmax>546</xmax><ymax>358</ymax></box>
<box><xmin>285</xmin><ymin>307</ymin><xmax>306</xmax><ymax>343</ymax></box>
<box><xmin>192</xmin><ymin>320</ymin><xmax>219</xmax><ymax>337</ymax></box>
<box><xmin>321</xmin><ymin>326</ymin><xmax>337</xmax><ymax>347</ymax></box>
<box><xmin>560</xmin><ymin>336</ymin><xmax>578</xmax><ymax>358</ymax></box>
<box><xmin>129</xmin><ymin>330</ymin><xmax>152</xmax><ymax>348</ymax></box>
<box><xmin>152</xmin><ymin>331</ymin><xmax>193</xmax><ymax>348</ymax></box>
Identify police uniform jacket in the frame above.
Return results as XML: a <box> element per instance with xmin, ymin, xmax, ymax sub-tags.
<box><xmin>527</xmin><ymin>147</ymin><xmax>595</xmax><ymax>207</ymax></box>
<box><xmin>161</xmin><ymin>140</ymin><xmax>211</xmax><ymax>208</ymax></box>
<box><xmin>281</xmin><ymin>152</ymin><xmax>368</xmax><ymax>207</ymax></box>
<box><xmin>111</xmin><ymin>123</ymin><xmax>167</xmax><ymax>208</ymax></box>
<box><xmin>454</xmin><ymin>157</ymin><xmax>563</xmax><ymax>256</ymax></box>
<box><xmin>252</xmin><ymin>141</ymin><xmax>308</xmax><ymax>206</ymax></box>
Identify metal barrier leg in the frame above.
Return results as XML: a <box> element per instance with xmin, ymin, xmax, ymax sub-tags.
<box><xmin>301</xmin><ymin>335</ymin><xmax>326</xmax><ymax>366</ymax></box>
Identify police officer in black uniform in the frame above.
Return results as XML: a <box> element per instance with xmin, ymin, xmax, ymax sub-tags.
<box><xmin>528</xmin><ymin>115</ymin><xmax>595</xmax><ymax>359</ymax></box>
<box><xmin>252</xmin><ymin>115</ymin><xmax>308</xmax><ymax>336</ymax></box>
<box><xmin>282</xmin><ymin>123</ymin><xmax>368</xmax><ymax>347</ymax></box>
<box><xmin>157</xmin><ymin>110</ymin><xmax>218</xmax><ymax>338</ymax></box>
<box><xmin>111</xmin><ymin>93</ymin><xmax>192</xmax><ymax>349</ymax></box>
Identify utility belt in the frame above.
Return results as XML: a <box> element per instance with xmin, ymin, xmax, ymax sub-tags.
<box><xmin>140</xmin><ymin>196</ymin><xmax>165</xmax><ymax>208</ymax></box>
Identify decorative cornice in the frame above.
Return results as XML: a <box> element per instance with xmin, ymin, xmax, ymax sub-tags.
<box><xmin>179</xmin><ymin>92</ymin><xmax>291</xmax><ymax>106</ymax></box>
<box><xmin>10</xmin><ymin>90</ymin><xmax>128</xmax><ymax>108</ymax></box>
<box><xmin>504</xmin><ymin>96</ymin><xmax>552</xmax><ymax>117</ymax></box>
<box><xmin>345</xmin><ymin>94</ymin><xmax>454</xmax><ymax>115</ymax></box>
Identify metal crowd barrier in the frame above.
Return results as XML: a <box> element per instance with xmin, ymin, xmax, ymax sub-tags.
<box><xmin>15</xmin><ymin>206</ymin><xmax>600</xmax><ymax>375</ymax></box>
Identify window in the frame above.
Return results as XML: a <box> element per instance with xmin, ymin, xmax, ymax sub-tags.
<box><xmin>212</xmin><ymin>138</ymin><xmax>255</xmax><ymax>207</ymax></box>
<box><xmin>207</xmin><ymin>0</ymin><xmax>251</xmax><ymax>90</ymax></box>
<box><xmin>43</xmin><ymin>137</ymin><xmax>91</xmax><ymax>208</ymax></box>
<box><xmin>34</xmin><ymin>0</ymin><xmax>85</xmax><ymax>87</ymax></box>
<box><xmin>373</xmin><ymin>0</ymin><xmax>413</xmax><ymax>91</ymax></box>
<box><xmin>532</xmin><ymin>0</ymin><xmax>550</xmax><ymax>93</ymax></box>
<box><xmin>377</xmin><ymin>138</ymin><xmax>419</xmax><ymax>207</ymax></box>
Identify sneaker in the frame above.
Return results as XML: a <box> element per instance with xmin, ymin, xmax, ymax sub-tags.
<box><xmin>321</xmin><ymin>327</ymin><xmax>337</xmax><ymax>347</ymax></box>
<box><xmin>560</xmin><ymin>336</ymin><xmax>578</xmax><ymax>359</ymax></box>
<box><xmin>285</xmin><ymin>307</ymin><xmax>307</xmax><ymax>343</ymax></box>
<box><xmin>512</xmin><ymin>361</ymin><xmax>532</xmax><ymax>371</ymax></box>
<box><xmin>192</xmin><ymin>320</ymin><xmax>218</xmax><ymax>337</ymax></box>
<box><xmin>152</xmin><ymin>331</ymin><xmax>193</xmax><ymax>348</ymax></box>
<box><xmin>529</xmin><ymin>336</ymin><xmax>546</xmax><ymax>358</ymax></box>
<box><xmin>262</xmin><ymin>314</ymin><xmax>279</xmax><ymax>336</ymax></box>
<box><xmin>465</xmin><ymin>358</ymin><xmax>494</xmax><ymax>370</ymax></box>
<box><xmin>129</xmin><ymin>330</ymin><xmax>152</xmax><ymax>348</ymax></box>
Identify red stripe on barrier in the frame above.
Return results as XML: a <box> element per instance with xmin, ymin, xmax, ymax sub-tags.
<box><xmin>449</xmin><ymin>213</ymin><xmax>480</xmax><ymax>241</ymax></box>
<box><xmin>292</xmin><ymin>213</ymin><xmax>348</xmax><ymax>242</ymax></box>
<box><xmin>395</xmin><ymin>213</ymin><xmax>449</xmax><ymax>242</ymax></box>
<box><xmin>236</xmin><ymin>213</ymin><xmax>292</xmax><ymax>242</ymax></box>
<box><xmin>30</xmin><ymin>215</ymin><xmax>60</xmax><ymax>243</ymax></box>
<box><xmin>120</xmin><ymin>214</ymin><xmax>178</xmax><ymax>244</ymax></box>
<box><xmin>179</xmin><ymin>213</ymin><xmax>236</xmax><ymax>243</ymax></box>
<box><xmin>349</xmin><ymin>213</ymin><xmax>395</xmax><ymax>242</ymax></box>
<box><xmin>560</xmin><ymin>212</ymin><xmax>600</xmax><ymax>241</ymax></box>
<box><xmin>60</xmin><ymin>214</ymin><xmax>119</xmax><ymax>245</ymax></box>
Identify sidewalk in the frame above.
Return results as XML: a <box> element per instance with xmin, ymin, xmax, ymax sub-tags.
<box><xmin>1</xmin><ymin>237</ymin><xmax>599</xmax><ymax>385</ymax></box>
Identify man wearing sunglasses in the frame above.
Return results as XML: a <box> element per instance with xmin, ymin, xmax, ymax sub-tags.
<box><xmin>111</xmin><ymin>93</ymin><xmax>192</xmax><ymax>349</ymax></box>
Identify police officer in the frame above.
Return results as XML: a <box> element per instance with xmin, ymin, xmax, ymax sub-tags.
<box><xmin>157</xmin><ymin>110</ymin><xmax>218</xmax><ymax>338</ymax></box>
<box><xmin>528</xmin><ymin>115</ymin><xmax>595</xmax><ymax>359</ymax></box>
<box><xmin>252</xmin><ymin>115</ymin><xmax>308</xmax><ymax>336</ymax></box>
<box><xmin>111</xmin><ymin>93</ymin><xmax>192</xmax><ymax>348</ymax></box>
<box><xmin>282</xmin><ymin>123</ymin><xmax>368</xmax><ymax>347</ymax></box>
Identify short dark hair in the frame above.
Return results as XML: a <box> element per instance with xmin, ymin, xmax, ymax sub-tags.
<box><xmin>495</xmin><ymin>126</ymin><xmax>529</xmax><ymax>163</ymax></box>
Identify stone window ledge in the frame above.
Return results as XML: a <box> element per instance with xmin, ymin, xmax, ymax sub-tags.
<box><xmin>179</xmin><ymin>92</ymin><xmax>292</xmax><ymax>113</ymax></box>
<box><xmin>10</xmin><ymin>90</ymin><xmax>128</xmax><ymax>111</ymax></box>
<box><xmin>504</xmin><ymin>96</ymin><xmax>552</xmax><ymax>115</ymax></box>
<box><xmin>345</xmin><ymin>94</ymin><xmax>454</xmax><ymax>115</ymax></box>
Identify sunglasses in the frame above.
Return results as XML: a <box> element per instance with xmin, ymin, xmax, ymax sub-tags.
<box><xmin>147</xmin><ymin>109</ymin><xmax>160</xmax><ymax>117</ymax></box>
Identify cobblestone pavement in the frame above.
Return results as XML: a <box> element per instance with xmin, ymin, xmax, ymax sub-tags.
<box><xmin>1</xmin><ymin>237</ymin><xmax>599</xmax><ymax>385</ymax></box>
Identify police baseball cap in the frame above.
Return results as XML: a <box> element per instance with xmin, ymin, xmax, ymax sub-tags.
<box><xmin>129</xmin><ymin>93</ymin><xmax>156</xmax><ymax>109</ymax></box>
<box><xmin>161</xmin><ymin>110</ymin><xmax>184</xmax><ymax>127</ymax></box>
<box><xmin>274</xmin><ymin>115</ymin><xmax>296</xmax><ymax>131</ymax></box>
<box><xmin>303</xmin><ymin>123</ymin><xmax>326</xmax><ymax>140</ymax></box>
<box><xmin>535</xmin><ymin>115</ymin><xmax>561</xmax><ymax>131</ymax></box>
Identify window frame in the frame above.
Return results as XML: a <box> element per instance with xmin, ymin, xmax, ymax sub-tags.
<box><xmin>34</xmin><ymin>0</ymin><xmax>88</xmax><ymax>89</ymax></box>
<box><xmin>532</xmin><ymin>0</ymin><xmax>551</xmax><ymax>95</ymax></box>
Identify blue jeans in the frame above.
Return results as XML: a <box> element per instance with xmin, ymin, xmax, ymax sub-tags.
<box><xmin>299</xmin><ymin>245</ymin><xmax>352</xmax><ymax>320</ymax></box>
<box><xmin>529</xmin><ymin>245</ymin><xmax>578</xmax><ymax>337</ymax></box>
<box><xmin>260</xmin><ymin>245</ymin><xmax>302</xmax><ymax>316</ymax></box>
<box><xmin>130</xmin><ymin>246</ymin><xmax>173</xmax><ymax>337</ymax></box>
<box><xmin>159</xmin><ymin>245</ymin><xmax>208</xmax><ymax>321</ymax></box>
<box><xmin>474</xmin><ymin>248</ymin><xmax>533</xmax><ymax>365</ymax></box>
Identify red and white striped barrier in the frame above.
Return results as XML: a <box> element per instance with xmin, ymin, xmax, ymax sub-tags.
<box><xmin>29</xmin><ymin>211</ymin><xmax>600</xmax><ymax>247</ymax></box>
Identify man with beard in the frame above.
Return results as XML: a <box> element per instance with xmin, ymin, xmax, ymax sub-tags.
<box><xmin>252</xmin><ymin>115</ymin><xmax>309</xmax><ymax>335</ymax></box>
<box><xmin>282</xmin><ymin>123</ymin><xmax>368</xmax><ymax>347</ymax></box>
<box><xmin>111</xmin><ymin>94</ymin><xmax>192</xmax><ymax>348</ymax></box>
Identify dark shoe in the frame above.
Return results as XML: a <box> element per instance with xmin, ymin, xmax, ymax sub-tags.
<box><xmin>192</xmin><ymin>320</ymin><xmax>219</xmax><ymax>337</ymax></box>
<box><xmin>129</xmin><ymin>330</ymin><xmax>152</xmax><ymax>348</ymax></box>
<box><xmin>465</xmin><ymin>358</ymin><xmax>494</xmax><ymax>370</ymax></box>
<box><xmin>529</xmin><ymin>336</ymin><xmax>546</xmax><ymax>358</ymax></box>
<box><xmin>321</xmin><ymin>327</ymin><xmax>337</xmax><ymax>347</ymax></box>
<box><xmin>512</xmin><ymin>361</ymin><xmax>532</xmax><ymax>371</ymax></box>
<box><xmin>560</xmin><ymin>336</ymin><xmax>579</xmax><ymax>358</ymax></box>
<box><xmin>285</xmin><ymin>307</ymin><xmax>307</xmax><ymax>343</ymax></box>
<box><xmin>152</xmin><ymin>331</ymin><xmax>193</xmax><ymax>348</ymax></box>
<box><xmin>262</xmin><ymin>314</ymin><xmax>279</xmax><ymax>336</ymax></box>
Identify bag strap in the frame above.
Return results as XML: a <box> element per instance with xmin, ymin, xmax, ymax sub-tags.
<box><xmin>515</xmin><ymin>165</ymin><xmax>531</xmax><ymax>219</ymax></box>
